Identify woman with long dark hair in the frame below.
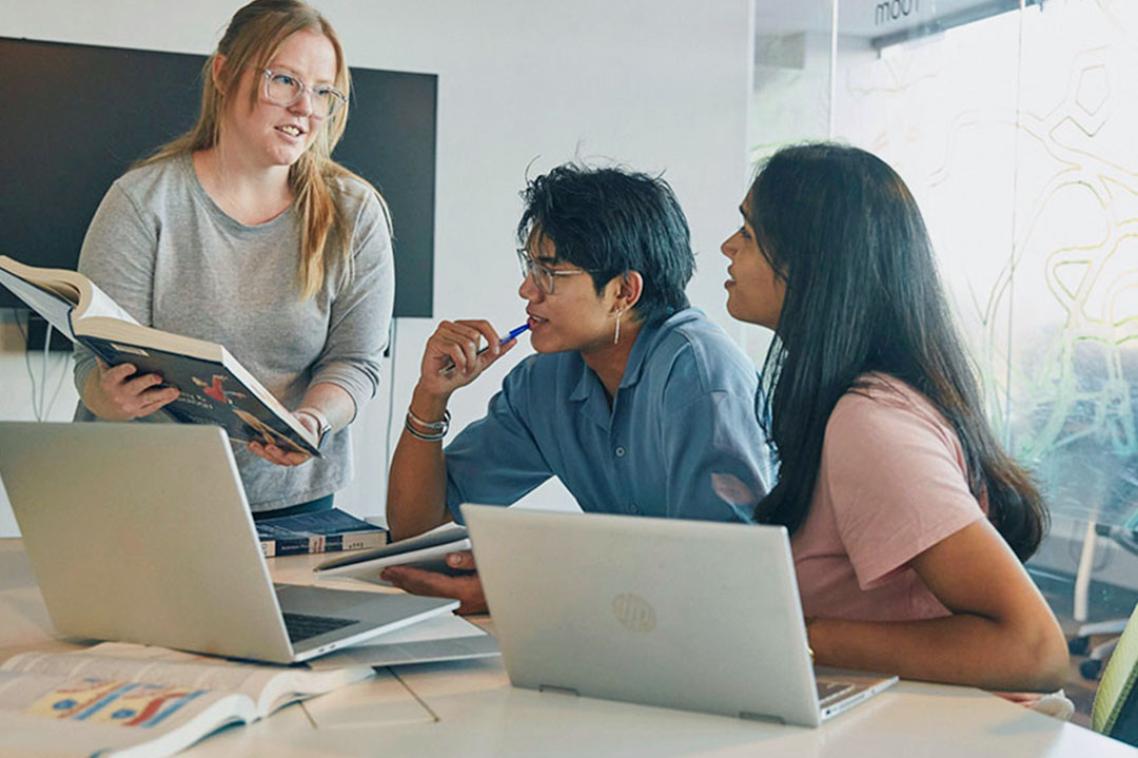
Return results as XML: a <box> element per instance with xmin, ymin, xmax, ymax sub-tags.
<box><xmin>721</xmin><ymin>143</ymin><xmax>1068</xmax><ymax>691</ymax></box>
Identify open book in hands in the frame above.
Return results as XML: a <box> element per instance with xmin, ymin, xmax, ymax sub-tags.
<box><xmin>0</xmin><ymin>256</ymin><xmax>319</xmax><ymax>456</ymax></box>
<box><xmin>0</xmin><ymin>642</ymin><xmax>373</xmax><ymax>757</ymax></box>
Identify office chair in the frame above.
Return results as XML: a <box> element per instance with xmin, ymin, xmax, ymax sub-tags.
<box><xmin>1091</xmin><ymin>602</ymin><xmax>1138</xmax><ymax>747</ymax></box>
<box><xmin>1069</xmin><ymin>520</ymin><xmax>1138</xmax><ymax>680</ymax></box>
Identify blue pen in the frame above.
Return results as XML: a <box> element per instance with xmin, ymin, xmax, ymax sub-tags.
<box><xmin>439</xmin><ymin>323</ymin><xmax>530</xmax><ymax>376</ymax></box>
<box><xmin>501</xmin><ymin>323</ymin><xmax>531</xmax><ymax>343</ymax></box>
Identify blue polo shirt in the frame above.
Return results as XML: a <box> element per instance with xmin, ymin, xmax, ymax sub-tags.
<box><xmin>444</xmin><ymin>308</ymin><xmax>771</xmax><ymax>524</ymax></box>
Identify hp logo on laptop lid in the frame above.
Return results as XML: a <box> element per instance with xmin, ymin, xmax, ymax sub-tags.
<box><xmin>612</xmin><ymin>593</ymin><xmax>656</xmax><ymax>633</ymax></box>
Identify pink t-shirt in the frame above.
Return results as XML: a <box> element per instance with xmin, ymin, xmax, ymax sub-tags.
<box><xmin>792</xmin><ymin>373</ymin><xmax>988</xmax><ymax>622</ymax></box>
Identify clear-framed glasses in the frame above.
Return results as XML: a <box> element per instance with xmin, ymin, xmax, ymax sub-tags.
<box><xmin>260</xmin><ymin>68</ymin><xmax>347</xmax><ymax>119</ymax></box>
<box><xmin>516</xmin><ymin>248</ymin><xmax>600</xmax><ymax>295</ymax></box>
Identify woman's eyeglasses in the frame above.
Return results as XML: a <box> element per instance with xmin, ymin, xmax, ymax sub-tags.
<box><xmin>260</xmin><ymin>68</ymin><xmax>347</xmax><ymax>119</ymax></box>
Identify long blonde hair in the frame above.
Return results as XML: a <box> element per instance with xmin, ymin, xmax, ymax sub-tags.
<box><xmin>140</xmin><ymin>0</ymin><xmax>388</xmax><ymax>299</ymax></box>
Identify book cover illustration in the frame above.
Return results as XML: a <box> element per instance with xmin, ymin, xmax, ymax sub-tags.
<box><xmin>83</xmin><ymin>336</ymin><xmax>319</xmax><ymax>457</ymax></box>
<box><xmin>27</xmin><ymin>677</ymin><xmax>208</xmax><ymax>728</ymax></box>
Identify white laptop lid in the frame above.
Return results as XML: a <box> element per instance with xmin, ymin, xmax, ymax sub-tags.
<box><xmin>462</xmin><ymin>505</ymin><xmax>824</xmax><ymax>726</ymax></box>
<box><xmin>0</xmin><ymin>422</ymin><xmax>294</xmax><ymax>662</ymax></box>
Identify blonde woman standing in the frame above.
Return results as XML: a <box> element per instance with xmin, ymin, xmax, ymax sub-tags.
<box><xmin>74</xmin><ymin>0</ymin><xmax>393</xmax><ymax>518</ymax></box>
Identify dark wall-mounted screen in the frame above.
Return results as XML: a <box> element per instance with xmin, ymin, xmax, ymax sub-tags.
<box><xmin>0</xmin><ymin>37</ymin><xmax>435</xmax><ymax>317</ymax></box>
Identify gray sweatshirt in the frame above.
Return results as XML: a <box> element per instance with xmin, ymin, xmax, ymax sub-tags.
<box><xmin>74</xmin><ymin>153</ymin><xmax>394</xmax><ymax>511</ymax></box>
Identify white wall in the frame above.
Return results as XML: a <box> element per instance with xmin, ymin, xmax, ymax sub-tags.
<box><xmin>0</xmin><ymin>0</ymin><xmax>754</xmax><ymax>534</ymax></box>
<box><xmin>0</xmin><ymin>312</ymin><xmax>79</xmax><ymax>535</ymax></box>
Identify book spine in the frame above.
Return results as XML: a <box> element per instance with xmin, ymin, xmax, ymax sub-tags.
<box><xmin>260</xmin><ymin>530</ymin><xmax>387</xmax><ymax>558</ymax></box>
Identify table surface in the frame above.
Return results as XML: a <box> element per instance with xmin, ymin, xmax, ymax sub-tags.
<box><xmin>1</xmin><ymin>539</ymin><xmax>1132</xmax><ymax>757</ymax></box>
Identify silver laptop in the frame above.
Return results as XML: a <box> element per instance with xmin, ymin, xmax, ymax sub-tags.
<box><xmin>462</xmin><ymin>504</ymin><xmax>897</xmax><ymax>727</ymax></box>
<box><xmin>0</xmin><ymin>422</ymin><xmax>457</xmax><ymax>664</ymax></box>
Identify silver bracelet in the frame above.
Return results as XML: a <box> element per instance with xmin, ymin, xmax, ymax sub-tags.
<box><xmin>407</xmin><ymin>408</ymin><xmax>450</xmax><ymax>434</ymax></box>
<box><xmin>405</xmin><ymin>414</ymin><xmax>447</xmax><ymax>442</ymax></box>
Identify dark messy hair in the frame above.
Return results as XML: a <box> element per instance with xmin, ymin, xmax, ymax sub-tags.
<box><xmin>747</xmin><ymin>143</ymin><xmax>1047</xmax><ymax>561</ymax></box>
<box><xmin>516</xmin><ymin>163</ymin><xmax>693</xmax><ymax>325</ymax></box>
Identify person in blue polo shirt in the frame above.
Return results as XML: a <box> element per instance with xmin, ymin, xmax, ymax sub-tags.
<box><xmin>383</xmin><ymin>163</ymin><xmax>771</xmax><ymax>613</ymax></box>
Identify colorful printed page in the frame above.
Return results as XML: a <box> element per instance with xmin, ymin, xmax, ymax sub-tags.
<box><xmin>0</xmin><ymin>670</ymin><xmax>250</xmax><ymax>757</ymax></box>
<box><xmin>2</xmin><ymin>643</ymin><xmax>373</xmax><ymax>717</ymax></box>
<box><xmin>0</xmin><ymin>644</ymin><xmax>375</xmax><ymax>755</ymax></box>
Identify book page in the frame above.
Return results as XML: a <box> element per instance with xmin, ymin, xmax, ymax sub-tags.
<box><xmin>78</xmin><ymin>279</ymin><xmax>140</xmax><ymax>324</ymax></box>
<box><xmin>0</xmin><ymin>255</ymin><xmax>138</xmax><ymax>325</ymax></box>
<box><xmin>0</xmin><ymin>267</ymin><xmax>77</xmax><ymax>341</ymax></box>
<box><xmin>0</xmin><ymin>670</ymin><xmax>251</xmax><ymax>757</ymax></box>
<box><xmin>255</xmin><ymin>665</ymin><xmax>374</xmax><ymax>716</ymax></box>
<box><xmin>2</xmin><ymin>643</ymin><xmax>373</xmax><ymax>717</ymax></box>
<box><xmin>1</xmin><ymin>647</ymin><xmax>285</xmax><ymax>705</ymax></box>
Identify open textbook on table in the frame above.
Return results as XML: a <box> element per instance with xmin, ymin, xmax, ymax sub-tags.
<box><xmin>0</xmin><ymin>256</ymin><xmax>320</xmax><ymax>456</ymax></box>
<box><xmin>0</xmin><ymin>642</ymin><xmax>372</xmax><ymax>757</ymax></box>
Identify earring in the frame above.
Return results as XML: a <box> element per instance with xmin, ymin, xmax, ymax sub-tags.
<box><xmin>613</xmin><ymin>308</ymin><xmax>624</xmax><ymax>345</ymax></box>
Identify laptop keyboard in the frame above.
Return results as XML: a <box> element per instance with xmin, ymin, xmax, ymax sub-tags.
<box><xmin>816</xmin><ymin>681</ymin><xmax>856</xmax><ymax>705</ymax></box>
<box><xmin>282</xmin><ymin>612</ymin><xmax>356</xmax><ymax>643</ymax></box>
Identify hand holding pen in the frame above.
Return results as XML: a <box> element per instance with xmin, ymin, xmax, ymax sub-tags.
<box><xmin>439</xmin><ymin>323</ymin><xmax>530</xmax><ymax>376</ymax></box>
<box><xmin>417</xmin><ymin>319</ymin><xmax>530</xmax><ymax>394</ymax></box>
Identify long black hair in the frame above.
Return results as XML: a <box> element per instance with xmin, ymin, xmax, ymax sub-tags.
<box><xmin>748</xmin><ymin>143</ymin><xmax>1047</xmax><ymax>561</ymax></box>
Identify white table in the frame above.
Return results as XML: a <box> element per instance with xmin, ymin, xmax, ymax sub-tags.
<box><xmin>1</xmin><ymin>540</ymin><xmax>1131</xmax><ymax>757</ymax></box>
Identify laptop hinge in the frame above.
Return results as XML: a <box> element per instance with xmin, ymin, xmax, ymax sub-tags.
<box><xmin>739</xmin><ymin>711</ymin><xmax>787</xmax><ymax>725</ymax></box>
<box><xmin>538</xmin><ymin>684</ymin><xmax>580</xmax><ymax>697</ymax></box>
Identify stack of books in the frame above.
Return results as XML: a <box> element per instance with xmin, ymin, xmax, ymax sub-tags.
<box><xmin>255</xmin><ymin>509</ymin><xmax>388</xmax><ymax>558</ymax></box>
